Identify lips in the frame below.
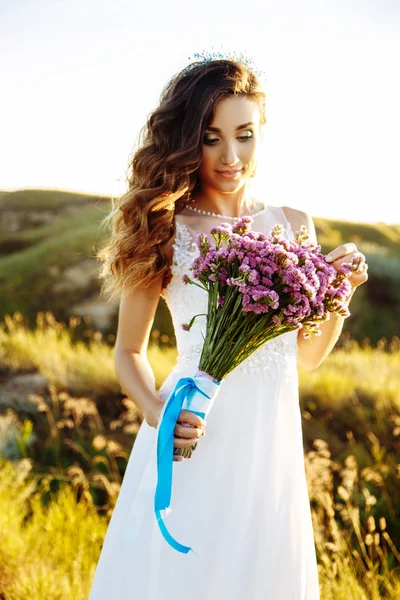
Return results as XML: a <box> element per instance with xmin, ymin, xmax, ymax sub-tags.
<box><xmin>216</xmin><ymin>169</ymin><xmax>242</xmax><ymax>178</ymax></box>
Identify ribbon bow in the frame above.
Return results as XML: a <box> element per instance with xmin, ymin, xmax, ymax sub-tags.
<box><xmin>154</xmin><ymin>371</ymin><xmax>222</xmax><ymax>554</ymax></box>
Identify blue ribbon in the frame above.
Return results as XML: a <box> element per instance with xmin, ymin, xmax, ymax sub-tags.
<box><xmin>154</xmin><ymin>374</ymin><xmax>221</xmax><ymax>554</ymax></box>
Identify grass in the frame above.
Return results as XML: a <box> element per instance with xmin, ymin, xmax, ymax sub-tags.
<box><xmin>313</xmin><ymin>217</ymin><xmax>400</xmax><ymax>256</ymax></box>
<box><xmin>0</xmin><ymin>221</ymin><xmax>109</xmax><ymax>325</ymax></box>
<box><xmin>0</xmin><ymin>457</ymin><xmax>106</xmax><ymax>600</ymax></box>
<box><xmin>1</xmin><ymin>188</ymin><xmax>400</xmax><ymax>345</ymax></box>
<box><xmin>0</xmin><ymin>188</ymin><xmax>109</xmax><ymax>210</ymax></box>
<box><xmin>0</xmin><ymin>202</ymin><xmax>110</xmax><ymax>249</ymax></box>
<box><xmin>305</xmin><ymin>440</ymin><xmax>400</xmax><ymax>599</ymax></box>
<box><xmin>299</xmin><ymin>337</ymin><xmax>400</xmax><ymax>411</ymax></box>
<box><xmin>0</xmin><ymin>312</ymin><xmax>399</xmax><ymax>597</ymax></box>
<box><xmin>0</xmin><ymin>312</ymin><xmax>173</xmax><ymax>396</ymax></box>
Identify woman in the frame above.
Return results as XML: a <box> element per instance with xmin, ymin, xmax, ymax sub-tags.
<box><xmin>89</xmin><ymin>55</ymin><xmax>368</xmax><ymax>599</ymax></box>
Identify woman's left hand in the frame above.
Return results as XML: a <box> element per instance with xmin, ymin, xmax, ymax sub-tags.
<box><xmin>324</xmin><ymin>242</ymin><xmax>368</xmax><ymax>291</ymax></box>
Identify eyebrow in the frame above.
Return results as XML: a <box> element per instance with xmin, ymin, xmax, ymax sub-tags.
<box><xmin>205</xmin><ymin>121</ymin><xmax>254</xmax><ymax>133</ymax></box>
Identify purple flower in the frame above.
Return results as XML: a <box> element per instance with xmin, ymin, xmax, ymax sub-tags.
<box><xmin>181</xmin><ymin>218</ymin><xmax>358</xmax><ymax>352</ymax></box>
<box><xmin>210</xmin><ymin>223</ymin><xmax>232</xmax><ymax>235</ymax></box>
<box><xmin>232</xmin><ymin>216</ymin><xmax>253</xmax><ymax>234</ymax></box>
<box><xmin>217</xmin><ymin>296</ymin><xmax>225</xmax><ymax>308</ymax></box>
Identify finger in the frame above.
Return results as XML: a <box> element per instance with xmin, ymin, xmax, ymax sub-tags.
<box><xmin>178</xmin><ymin>410</ymin><xmax>205</xmax><ymax>429</ymax></box>
<box><xmin>175</xmin><ymin>424</ymin><xmax>202</xmax><ymax>441</ymax></box>
<box><xmin>177</xmin><ymin>423</ymin><xmax>205</xmax><ymax>435</ymax></box>
<box><xmin>348</xmin><ymin>270</ymin><xmax>368</xmax><ymax>290</ymax></box>
<box><xmin>174</xmin><ymin>437</ymin><xmax>200</xmax><ymax>450</ymax></box>
<box><xmin>177</xmin><ymin>421</ymin><xmax>204</xmax><ymax>438</ymax></box>
<box><xmin>179</xmin><ymin>422</ymin><xmax>205</xmax><ymax>438</ymax></box>
<box><xmin>354</xmin><ymin>260</ymin><xmax>368</xmax><ymax>272</ymax></box>
<box><xmin>331</xmin><ymin>253</ymin><xmax>368</xmax><ymax>273</ymax></box>
<box><xmin>174</xmin><ymin>432</ymin><xmax>200</xmax><ymax>448</ymax></box>
<box><xmin>173</xmin><ymin>455</ymin><xmax>185</xmax><ymax>462</ymax></box>
<box><xmin>179</xmin><ymin>422</ymin><xmax>198</xmax><ymax>430</ymax></box>
<box><xmin>325</xmin><ymin>243</ymin><xmax>358</xmax><ymax>262</ymax></box>
<box><xmin>332</xmin><ymin>251</ymin><xmax>362</xmax><ymax>268</ymax></box>
<box><xmin>350</xmin><ymin>271</ymin><xmax>368</xmax><ymax>283</ymax></box>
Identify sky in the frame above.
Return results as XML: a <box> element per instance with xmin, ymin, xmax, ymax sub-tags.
<box><xmin>0</xmin><ymin>0</ymin><xmax>399</xmax><ymax>224</ymax></box>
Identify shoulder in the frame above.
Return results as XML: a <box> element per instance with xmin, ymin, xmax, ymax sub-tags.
<box><xmin>281</xmin><ymin>205</ymin><xmax>317</xmax><ymax>244</ymax></box>
<box><xmin>281</xmin><ymin>205</ymin><xmax>313</xmax><ymax>229</ymax></box>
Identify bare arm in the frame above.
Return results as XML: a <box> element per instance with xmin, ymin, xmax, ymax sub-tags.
<box><xmin>282</xmin><ymin>206</ymin><xmax>366</xmax><ymax>371</ymax></box>
<box><xmin>114</xmin><ymin>276</ymin><xmax>165</xmax><ymax>428</ymax></box>
<box><xmin>297</xmin><ymin>289</ymin><xmax>356</xmax><ymax>370</ymax></box>
<box><xmin>113</xmin><ymin>269</ymin><xmax>205</xmax><ymax>462</ymax></box>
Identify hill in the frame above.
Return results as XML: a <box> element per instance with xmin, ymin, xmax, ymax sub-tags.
<box><xmin>0</xmin><ymin>188</ymin><xmax>399</xmax><ymax>345</ymax></box>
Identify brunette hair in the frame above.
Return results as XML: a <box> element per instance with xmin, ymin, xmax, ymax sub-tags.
<box><xmin>97</xmin><ymin>58</ymin><xmax>267</xmax><ymax>301</ymax></box>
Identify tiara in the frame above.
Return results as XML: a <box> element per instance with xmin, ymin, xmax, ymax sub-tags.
<box><xmin>180</xmin><ymin>47</ymin><xmax>266</xmax><ymax>82</ymax></box>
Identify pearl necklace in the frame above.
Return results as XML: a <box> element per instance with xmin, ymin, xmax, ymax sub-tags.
<box><xmin>185</xmin><ymin>200</ymin><xmax>267</xmax><ymax>222</ymax></box>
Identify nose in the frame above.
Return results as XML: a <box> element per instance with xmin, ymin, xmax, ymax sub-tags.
<box><xmin>220</xmin><ymin>142</ymin><xmax>240</xmax><ymax>167</ymax></box>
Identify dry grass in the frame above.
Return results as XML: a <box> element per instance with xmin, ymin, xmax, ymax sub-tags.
<box><xmin>0</xmin><ymin>312</ymin><xmax>399</xmax><ymax>598</ymax></box>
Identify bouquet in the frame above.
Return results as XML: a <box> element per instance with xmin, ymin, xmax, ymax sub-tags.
<box><xmin>155</xmin><ymin>216</ymin><xmax>363</xmax><ymax>554</ymax></box>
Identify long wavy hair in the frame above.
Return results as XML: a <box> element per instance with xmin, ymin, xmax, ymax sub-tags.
<box><xmin>97</xmin><ymin>58</ymin><xmax>267</xmax><ymax>301</ymax></box>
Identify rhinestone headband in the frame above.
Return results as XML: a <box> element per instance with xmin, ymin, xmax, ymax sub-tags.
<box><xmin>180</xmin><ymin>47</ymin><xmax>266</xmax><ymax>83</ymax></box>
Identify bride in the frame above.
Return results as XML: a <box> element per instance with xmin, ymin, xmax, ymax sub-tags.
<box><xmin>89</xmin><ymin>52</ymin><xmax>368</xmax><ymax>599</ymax></box>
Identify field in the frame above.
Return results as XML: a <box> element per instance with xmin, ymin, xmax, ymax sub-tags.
<box><xmin>0</xmin><ymin>313</ymin><xmax>399</xmax><ymax>599</ymax></box>
<box><xmin>0</xmin><ymin>189</ymin><xmax>399</xmax><ymax>598</ymax></box>
<box><xmin>0</xmin><ymin>189</ymin><xmax>399</xmax><ymax>344</ymax></box>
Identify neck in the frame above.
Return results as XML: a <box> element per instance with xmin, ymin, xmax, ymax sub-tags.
<box><xmin>190</xmin><ymin>191</ymin><xmax>255</xmax><ymax>218</ymax></box>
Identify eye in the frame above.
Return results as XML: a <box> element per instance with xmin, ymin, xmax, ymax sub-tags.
<box><xmin>203</xmin><ymin>130</ymin><xmax>254</xmax><ymax>145</ymax></box>
<box><xmin>238</xmin><ymin>131</ymin><xmax>253</xmax><ymax>141</ymax></box>
<box><xmin>203</xmin><ymin>136</ymin><xmax>219</xmax><ymax>145</ymax></box>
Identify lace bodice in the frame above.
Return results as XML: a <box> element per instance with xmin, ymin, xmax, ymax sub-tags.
<box><xmin>162</xmin><ymin>205</ymin><xmax>299</xmax><ymax>379</ymax></box>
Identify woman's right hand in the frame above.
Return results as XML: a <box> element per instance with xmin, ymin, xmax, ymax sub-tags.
<box><xmin>146</xmin><ymin>404</ymin><xmax>205</xmax><ymax>462</ymax></box>
<box><xmin>173</xmin><ymin>409</ymin><xmax>206</xmax><ymax>462</ymax></box>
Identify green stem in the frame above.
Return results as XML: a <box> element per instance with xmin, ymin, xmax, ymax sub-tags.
<box><xmin>188</xmin><ymin>279</ymin><xmax>208</xmax><ymax>293</ymax></box>
<box><xmin>200</xmin><ymin>293</ymin><xmax>246</xmax><ymax>371</ymax></box>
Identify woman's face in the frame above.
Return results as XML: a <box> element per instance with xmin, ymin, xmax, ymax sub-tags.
<box><xmin>198</xmin><ymin>95</ymin><xmax>262</xmax><ymax>192</ymax></box>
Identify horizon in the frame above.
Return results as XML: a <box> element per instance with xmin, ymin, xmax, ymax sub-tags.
<box><xmin>1</xmin><ymin>186</ymin><xmax>398</xmax><ymax>227</ymax></box>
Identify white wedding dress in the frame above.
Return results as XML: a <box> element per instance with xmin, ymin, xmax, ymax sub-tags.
<box><xmin>89</xmin><ymin>204</ymin><xmax>321</xmax><ymax>599</ymax></box>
